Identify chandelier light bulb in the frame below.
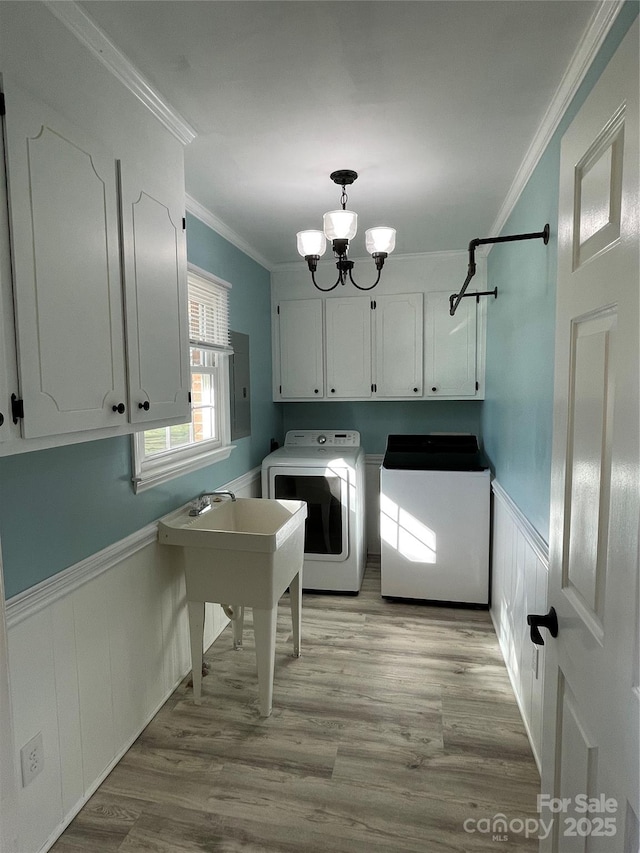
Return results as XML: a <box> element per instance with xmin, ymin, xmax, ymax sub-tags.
<box><xmin>323</xmin><ymin>210</ymin><xmax>358</xmax><ymax>241</ymax></box>
<box><xmin>296</xmin><ymin>230</ymin><xmax>327</xmax><ymax>258</ymax></box>
<box><xmin>365</xmin><ymin>227</ymin><xmax>397</xmax><ymax>255</ymax></box>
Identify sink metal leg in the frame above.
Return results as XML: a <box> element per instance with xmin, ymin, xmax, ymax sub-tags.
<box><xmin>188</xmin><ymin>600</ymin><xmax>205</xmax><ymax>704</ymax></box>
<box><xmin>290</xmin><ymin>571</ymin><xmax>302</xmax><ymax>658</ymax></box>
<box><xmin>232</xmin><ymin>604</ymin><xmax>244</xmax><ymax>649</ymax></box>
<box><xmin>252</xmin><ymin>606</ymin><xmax>277</xmax><ymax>717</ymax></box>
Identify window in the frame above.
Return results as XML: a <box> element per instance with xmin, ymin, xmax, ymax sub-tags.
<box><xmin>132</xmin><ymin>265</ymin><xmax>234</xmax><ymax>492</ymax></box>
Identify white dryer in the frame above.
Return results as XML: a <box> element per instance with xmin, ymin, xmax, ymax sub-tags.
<box><xmin>261</xmin><ymin>430</ymin><xmax>365</xmax><ymax>592</ymax></box>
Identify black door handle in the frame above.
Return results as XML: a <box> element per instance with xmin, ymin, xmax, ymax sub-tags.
<box><xmin>527</xmin><ymin>607</ymin><xmax>558</xmax><ymax>646</ymax></box>
<box><xmin>112</xmin><ymin>403</ymin><xmax>126</xmax><ymax>414</ymax></box>
<box><xmin>138</xmin><ymin>401</ymin><xmax>150</xmax><ymax>411</ymax></box>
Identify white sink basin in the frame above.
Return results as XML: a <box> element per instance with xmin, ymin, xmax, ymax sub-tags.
<box><xmin>159</xmin><ymin>498</ymin><xmax>306</xmax><ymax>607</ymax></box>
<box><xmin>158</xmin><ymin>497</ymin><xmax>307</xmax><ymax>716</ymax></box>
<box><xmin>160</xmin><ymin>496</ymin><xmax>305</xmax><ymax>552</ymax></box>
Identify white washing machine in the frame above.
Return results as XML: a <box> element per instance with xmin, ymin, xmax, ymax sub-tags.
<box><xmin>380</xmin><ymin>434</ymin><xmax>490</xmax><ymax>605</ymax></box>
<box><xmin>261</xmin><ymin>430</ymin><xmax>365</xmax><ymax>592</ymax></box>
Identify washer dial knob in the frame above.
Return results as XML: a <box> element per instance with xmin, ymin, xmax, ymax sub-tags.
<box><xmin>317</xmin><ymin>434</ymin><xmax>327</xmax><ymax>445</ymax></box>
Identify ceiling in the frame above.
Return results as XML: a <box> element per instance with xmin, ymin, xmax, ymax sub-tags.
<box><xmin>79</xmin><ymin>0</ymin><xmax>599</xmax><ymax>267</ymax></box>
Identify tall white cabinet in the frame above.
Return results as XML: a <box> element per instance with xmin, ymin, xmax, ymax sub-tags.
<box><xmin>325</xmin><ymin>297</ymin><xmax>372</xmax><ymax>398</ymax></box>
<box><xmin>425</xmin><ymin>291</ymin><xmax>478</xmax><ymax>397</ymax></box>
<box><xmin>119</xmin><ymin>162</ymin><xmax>190</xmax><ymax>425</ymax></box>
<box><xmin>277</xmin><ymin>299</ymin><xmax>324</xmax><ymax>398</ymax></box>
<box><xmin>374</xmin><ymin>294</ymin><xmax>423</xmax><ymax>397</ymax></box>
<box><xmin>4</xmin><ymin>84</ymin><xmax>128</xmax><ymax>438</ymax></box>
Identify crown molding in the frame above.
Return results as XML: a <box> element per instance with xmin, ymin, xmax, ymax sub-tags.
<box><xmin>185</xmin><ymin>195</ymin><xmax>273</xmax><ymax>271</ymax></box>
<box><xmin>43</xmin><ymin>0</ymin><xmax>197</xmax><ymax>146</ymax></box>
<box><xmin>489</xmin><ymin>0</ymin><xmax>625</xmax><ymax>240</ymax></box>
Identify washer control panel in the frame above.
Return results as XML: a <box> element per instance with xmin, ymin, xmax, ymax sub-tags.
<box><xmin>284</xmin><ymin>430</ymin><xmax>360</xmax><ymax>448</ymax></box>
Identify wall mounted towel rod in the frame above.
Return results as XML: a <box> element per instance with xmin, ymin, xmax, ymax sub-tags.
<box><xmin>449</xmin><ymin>224</ymin><xmax>550</xmax><ymax>316</ymax></box>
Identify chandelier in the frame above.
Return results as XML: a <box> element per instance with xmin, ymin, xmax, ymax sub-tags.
<box><xmin>296</xmin><ymin>170</ymin><xmax>396</xmax><ymax>292</ymax></box>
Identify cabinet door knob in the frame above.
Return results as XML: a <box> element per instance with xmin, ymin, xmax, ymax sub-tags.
<box><xmin>413</xmin><ymin>387</ymin><xmax>418</xmax><ymax>393</ymax></box>
<box><xmin>112</xmin><ymin>403</ymin><xmax>126</xmax><ymax>414</ymax></box>
<box><xmin>431</xmin><ymin>386</ymin><xmax>437</xmax><ymax>392</ymax></box>
<box><xmin>314</xmin><ymin>389</ymin><xmax>319</xmax><ymax>394</ymax></box>
<box><xmin>330</xmin><ymin>388</ymin><xmax>336</xmax><ymax>393</ymax></box>
<box><xmin>138</xmin><ymin>401</ymin><xmax>150</xmax><ymax>411</ymax></box>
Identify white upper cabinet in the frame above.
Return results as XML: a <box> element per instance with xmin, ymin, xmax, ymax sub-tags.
<box><xmin>119</xmin><ymin>162</ymin><xmax>190</xmax><ymax>425</ymax></box>
<box><xmin>425</xmin><ymin>291</ymin><xmax>477</xmax><ymax>397</ymax></box>
<box><xmin>277</xmin><ymin>299</ymin><xmax>324</xmax><ymax>398</ymax></box>
<box><xmin>374</xmin><ymin>294</ymin><xmax>423</xmax><ymax>397</ymax></box>
<box><xmin>3</xmin><ymin>83</ymin><xmax>127</xmax><ymax>438</ymax></box>
<box><xmin>325</xmin><ymin>297</ymin><xmax>372</xmax><ymax>398</ymax></box>
<box><xmin>0</xmin><ymin>78</ymin><xmax>190</xmax><ymax>449</ymax></box>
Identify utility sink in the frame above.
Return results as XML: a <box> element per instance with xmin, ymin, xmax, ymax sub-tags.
<box><xmin>158</xmin><ymin>497</ymin><xmax>307</xmax><ymax>717</ymax></box>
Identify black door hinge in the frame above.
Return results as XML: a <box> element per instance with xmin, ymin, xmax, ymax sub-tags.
<box><xmin>277</xmin><ymin>305</ymin><xmax>280</xmax><ymax>314</ymax></box>
<box><xmin>182</xmin><ymin>217</ymin><xmax>186</xmax><ymax>231</ymax></box>
<box><xmin>371</xmin><ymin>300</ymin><xmax>376</xmax><ymax>309</ymax></box>
<box><xmin>11</xmin><ymin>394</ymin><xmax>24</xmax><ymax>424</ymax></box>
<box><xmin>0</xmin><ymin>93</ymin><xmax>5</xmax><ymax>117</ymax></box>
<box><xmin>279</xmin><ymin>385</ymin><xmax>282</xmax><ymax>394</ymax></box>
<box><xmin>475</xmin><ymin>381</ymin><xmax>479</xmax><ymax>391</ymax></box>
<box><xmin>188</xmin><ymin>391</ymin><xmax>192</xmax><ymax>404</ymax></box>
<box><xmin>371</xmin><ymin>383</ymin><xmax>377</xmax><ymax>393</ymax></box>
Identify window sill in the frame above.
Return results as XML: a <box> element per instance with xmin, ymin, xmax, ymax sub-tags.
<box><xmin>132</xmin><ymin>442</ymin><xmax>236</xmax><ymax>494</ymax></box>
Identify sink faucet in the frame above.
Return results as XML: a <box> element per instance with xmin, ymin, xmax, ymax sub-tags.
<box><xmin>189</xmin><ymin>490</ymin><xmax>236</xmax><ymax>516</ymax></box>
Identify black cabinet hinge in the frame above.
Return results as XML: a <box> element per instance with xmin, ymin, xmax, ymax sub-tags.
<box><xmin>279</xmin><ymin>385</ymin><xmax>282</xmax><ymax>394</ymax></box>
<box><xmin>371</xmin><ymin>300</ymin><xmax>376</xmax><ymax>309</ymax></box>
<box><xmin>371</xmin><ymin>383</ymin><xmax>377</xmax><ymax>393</ymax></box>
<box><xmin>476</xmin><ymin>381</ymin><xmax>479</xmax><ymax>391</ymax></box>
<box><xmin>11</xmin><ymin>393</ymin><xmax>24</xmax><ymax>424</ymax></box>
<box><xmin>277</xmin><ymin>305</ymin><xmax>280</xmax><ymax>314</ymax></box>
<box><xmin>188</xmin><ymin>391</ymin><xmax>192</xmax><ymax>404</ymax></box>
<box><xmin>182</xmin><ymin>217</ymin><xmax>186</xmax><ymax>231</ymax></box>
<box><xmin>0</xmin><ymin>93</ymin><xmax>5</xmax><ymax>117</ymax></box>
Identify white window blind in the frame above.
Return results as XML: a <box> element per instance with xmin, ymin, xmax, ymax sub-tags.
<box><xmin>188</xmin><ymin>275</ymin><xmax>232</xmax><ymax>353</ymax></box>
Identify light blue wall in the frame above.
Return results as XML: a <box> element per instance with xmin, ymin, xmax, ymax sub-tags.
<box><xmin>282</xmin><ymin>401</ymin><xmax>482</xmax><ymax>456</ymax></box>
<box><xmin>0</xmin><ymin>216</ymin><xmax>281</xmax><ymax>599</ymax></box>
<box><xmin>481</xmin><ymin>2</ymin><xmax>639</xmax><ymax>542</ymax></box>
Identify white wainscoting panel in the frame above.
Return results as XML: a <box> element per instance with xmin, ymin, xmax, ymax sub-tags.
<box><xmin>6</xmin><ymin>468</ymin><xmax>260</xmax><ymax>853</ymax></box>
<box><xmin>490</xmin><ymin>480</ymin><xmax>549</xmax><ymax>770</ymax></box>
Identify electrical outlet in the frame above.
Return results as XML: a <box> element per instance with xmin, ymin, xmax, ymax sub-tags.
<box><xmin>20</xmin><ymin>732</ymin><xmax>44</xmax><ymax>787</ymax></box>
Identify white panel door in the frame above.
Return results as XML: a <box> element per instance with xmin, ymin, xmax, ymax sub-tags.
<box><xmin>119</xmin><ymin>162</ymin><xmax>190</xmax><ymax>425</ymax></box>
<box><xmin>325</xmin><ymin>296</ymin><xmax>372</xmax><ymax>398</ymax></box>
<box><xmin>3</xmin><ymin>81</ymin><xmax>127</xmax><ymax>437</ymax></box>
<box><xmin>541</xmin><ymin>21</ymin><xmax>639</xmax><ymax>852</ymax></box>
<box><xmin>277</xmin><ymin>299</ymin><xmax>324</xmax><ymax>398</ymax></box>
<box><xmin>425</xmin><ymin>291</ymin><xmax>477</xmax><ymax>397</ymax></box>
<box><xmin>374</xmin><ymin>293</ymin><xmax>423</xmax><ymax>397</ymax></box>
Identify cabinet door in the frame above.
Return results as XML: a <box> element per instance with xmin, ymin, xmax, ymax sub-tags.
<box><xmin>277</xmin><ymin>299</ymin><xmax>324</xmax><ymax>398</ymax></box>
<box><xmin>325</xmin><ymin>297</ymin><xmax>372</xmax><ymax>398</ymax></box>
<box><xmin>374</xmin><ymin>293</ymin><xmax>423</xmax><ymax>397</ymax></box>
<box><xmin>3</xmin><ymin>82</ymin><xmax>127</xmax><ymax>438</ymax></box>
<box><xmin>425</xmin><ymin>291</ymin><xmax>477</xmax><ymax>397</ymax></box>
<box><xmin>119</xmin><ymin>163</ymin><xmax>190</xmax><ymax>425</ymax></box>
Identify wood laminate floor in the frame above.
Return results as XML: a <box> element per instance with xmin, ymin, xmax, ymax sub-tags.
<box><xmin>50</xmin><ymin>561</ymin><xmax>541</xmax><ymax>853</ymax></box>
